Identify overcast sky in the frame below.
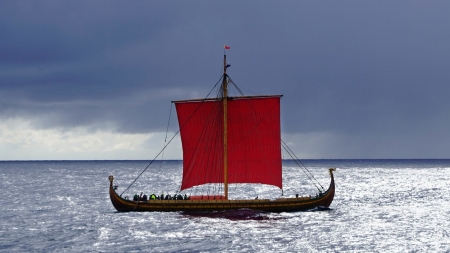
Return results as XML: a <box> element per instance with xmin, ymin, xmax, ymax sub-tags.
<box><xmin>1</xmin><ymin>1</ymin><xmax>449</xmax><ymax>160</ymax></box>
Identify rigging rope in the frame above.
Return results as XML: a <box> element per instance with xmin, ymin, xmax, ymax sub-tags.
<box><xmin>157</xmin><ymin>103</ymin><xmax>173</xmax><ymax>195</ymax></box>
<box><xmin>228</xmin><ymin>77</ymin><xmax>245</xmax><ymax>96</ymax></box>
<box><xmin>120</xmin><ymin>128</ymin><xmax>180</xmax><ymax>196</ymax></box>
<box><xmin>281</xmin><ymin>140</ymin><xmax>324</xmax><ymax>191</ymax></box>
<box><xmin>159</xmin><ymin>103</ymin><xmax>173</xmax><ymax>169</ymax></box>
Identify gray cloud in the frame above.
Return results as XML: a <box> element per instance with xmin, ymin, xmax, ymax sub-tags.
<box><xmin>1</xmin><ymin>1</ymin><xmax>449</xmax><ymax>158</ymax></box>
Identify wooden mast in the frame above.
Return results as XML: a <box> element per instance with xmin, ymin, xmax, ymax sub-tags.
<box><xmin>223</xmin><ymin>54</ymin><xmax>229</xmax><ymax>200</ymax></box>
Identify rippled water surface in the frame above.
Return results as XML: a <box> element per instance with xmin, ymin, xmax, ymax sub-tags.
<box><xmin>1</xmin><ymin>160</ymin><xmax>449</xmax><ymax>252</ymax></box>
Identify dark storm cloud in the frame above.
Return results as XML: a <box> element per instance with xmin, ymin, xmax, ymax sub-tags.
<box><xmin>276</xmin><ymin>1</ymin><xmax>450</xmax><ymax>140</ymax></box>
<box><xmin>1</xmin><ymin>1</ymin><xmax>449</xmax><ymax>158</ymax></box>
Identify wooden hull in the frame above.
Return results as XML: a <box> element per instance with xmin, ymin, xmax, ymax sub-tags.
<box><xmin>108</xmin><ymin>169</ymin><xmax>335</xmax><ymax>212</ymax></box>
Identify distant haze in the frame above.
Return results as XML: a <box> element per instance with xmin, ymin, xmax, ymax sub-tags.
<box><xmin>1</xmin><ymin>1</ymin><xmax>449</xmax><ymax>160</ymax></box>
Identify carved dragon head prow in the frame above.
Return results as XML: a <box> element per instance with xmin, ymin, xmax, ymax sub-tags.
<box><xmin>328</xmin><ymin>168</ymin><xmax>336</xmax><ymax>176</ymax></box>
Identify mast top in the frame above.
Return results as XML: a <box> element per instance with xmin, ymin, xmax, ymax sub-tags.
<box><xmin>223</xmin><ymin>55</ymin><xmax>230</xmax><ymax>75</ymax></box>
<box><xmin>223</xmin><ymin>45</ymin><xmax>231</xmax><ymax>76</ymax></box>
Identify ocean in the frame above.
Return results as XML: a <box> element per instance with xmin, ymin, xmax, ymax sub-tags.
<box><xmin>0</xmin><ymin>159</ymin><xmax>449</xmax><ymax>252</ymax></box>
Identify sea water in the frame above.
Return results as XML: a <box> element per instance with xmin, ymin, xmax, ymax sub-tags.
<box><xmin>0</xmin><ymin>160</ymin><xmax>449</xmax><ymax>252</ymax></box>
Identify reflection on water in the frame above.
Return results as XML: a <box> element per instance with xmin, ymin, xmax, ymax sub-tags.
<box><xmin>1</xmin><ymin>160</ymin><xmax>449</xmax><ymax>252</ymax></box>
<box><xmin>182</xmin><ymin>209</ymin><xmax>277</xmax><ymax>221</ymax></box>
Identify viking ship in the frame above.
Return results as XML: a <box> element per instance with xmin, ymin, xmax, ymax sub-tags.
<box><xmin>109</xmin><ymin>51</ymin><xmax>336</xmax><ymax>212</ymax></box>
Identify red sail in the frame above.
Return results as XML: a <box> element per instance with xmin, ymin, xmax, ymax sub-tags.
<box><xmin>174</xmin><ymin>96</ymin><xmax>282</xmax><ymax>190</ymax></box>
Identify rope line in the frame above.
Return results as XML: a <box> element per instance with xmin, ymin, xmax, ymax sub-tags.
<box><xmin>281</xmin><ymin>140</ymin><xmax>324</xmax><ymax>191</ymax></box>
<box><xmin>159</xmin><ymin>103</ymin><xmax>173</xmax><ymax>170</ymax></box>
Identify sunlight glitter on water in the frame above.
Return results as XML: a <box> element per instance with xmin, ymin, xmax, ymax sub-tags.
<box><xmin>1</xmin><ymin>160</ymin><xmax>450</xmax><ymax>252</ymax></box>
